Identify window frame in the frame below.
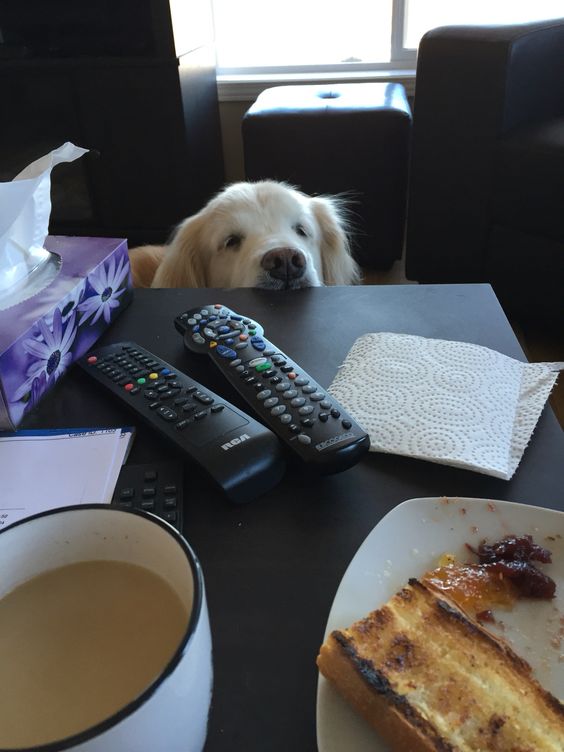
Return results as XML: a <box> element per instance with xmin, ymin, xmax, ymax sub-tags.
<box><xmin>213</xmin><ymin>0</ymin><xmax>417</xmax><ymax>78</ymax></box>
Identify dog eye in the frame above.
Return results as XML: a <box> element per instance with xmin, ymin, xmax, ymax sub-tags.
<box><xmin>294</xmin><ymin>224</ymin><xmax>308</xmax><ymax>238</ymax></box>
<box><xmin>224</xmin><ymin>234</ymin><xmax>242</xmax><ymax>249</ymax></box>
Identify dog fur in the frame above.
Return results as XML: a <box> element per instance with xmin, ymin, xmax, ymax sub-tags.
<box><xmin>129</xmin><ymin>181</ymin><xmax>360</xmax><ymax>289</ymax></box>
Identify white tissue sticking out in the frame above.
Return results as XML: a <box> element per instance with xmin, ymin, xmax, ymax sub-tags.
<box><xmin>328</xmin><ymin>332</ymin><xmax>562</xmax><ymax>480</ymax></box>
<box><xmin>0</xmin><ymin>142</ymin><xmax>89</xmax><ymax>309</ymax></box>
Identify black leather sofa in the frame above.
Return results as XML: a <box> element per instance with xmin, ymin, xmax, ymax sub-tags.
<box><xmin>405</xmin><ymin>19</ymin><xmax>564</xmax><ymax>326</ymax></box>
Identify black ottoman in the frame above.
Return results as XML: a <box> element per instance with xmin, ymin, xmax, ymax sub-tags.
<box><xmin>242</xmin><ymin>83</ymin><xmax>412</xmax><ymax>269</ymax></box>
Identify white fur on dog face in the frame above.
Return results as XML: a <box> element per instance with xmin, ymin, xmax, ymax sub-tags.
<box><xmin>204</xmin><ymin>182</ymin><xmax>324</xmax><ymax>288</ymax></box>
<box><xmin>150</xmin><ymin>180</ymin><xmax>360</xmax><ymax>289</ymax></box>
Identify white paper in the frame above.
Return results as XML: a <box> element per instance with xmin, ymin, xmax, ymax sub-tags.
<box><xmin>0</xmin><ymin>142</ymin><xmax>89</xmax><ymax>304</ymax></box>
<box><xmin>328</xmin><ymin>333</ymin><xmax>562</xmax><ymax>480</ymax></box>
<box><xmin>0</xmin><ymin>427</ymin><xmax>134</xmax><ymax>529</ymax></box>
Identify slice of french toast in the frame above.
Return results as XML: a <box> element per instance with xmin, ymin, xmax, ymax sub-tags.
<box><xmin>317</xmin><ymin>579</ymin><xmax>564</xmax><ymax>751</ymax></box>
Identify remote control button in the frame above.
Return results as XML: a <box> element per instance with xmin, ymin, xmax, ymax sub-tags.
<box><xmin>342</xmin><ymin>420</ymin><xmax>352</xmax><ymax>430</ymax></box>
<box><xmin>192</xmin><ymin>334</ymin><xmax>205</xmax><ymax>344</ymax></box>
<box><xmin>157</xmin><ymin>406</ymin><xmax>177</xmax><ymax>421</ymax></box>
<box><xmin>160</xmin><ymin>390</ymin><xmax>179</xmax><ymax>401</ymax></box>
<box><xmin>271</xmin><ymin>405</ymin><xmax>286</xmax><ymax>416</ymax></box>
<box><xmin>87</xmin><ymin>355</ymin><xmax>97</xmax><ymax>364</ymax></box>
<box><xmin>235</xmin><ymin>365</ymin><xmax>245</xmax><ymax>372</ymax></box>
<box><xmin>164</xmin><ymin>497</ymin><xmax>177</xmax><ymax>508</ymax></box>
<box><xmin>187</xmin><ymin>317</ymin><xmax>197</xmax><ymax>325</ymax></box>
<box><xmin>310</xmin><ymin>392</ymin><xmax>325</xmax><ymax>401</ymax></box>
<box><xmin>186</xmin><ymin>386</ymin><xmax>198</xmax><ymax>394</ymax></box>
<box><xmin>289</xmin><ymin>424</ymin><xmax>301</xmax><ymax>433</ymax></box>
<box><xmin>270</xmin><ymin>376</ymin><xmax>282</xmax><ymax>384</ymax></box>
<box><xmin>209</xmin><ymin>341</ymin><xmax>218</xmax><ymax>348</ymax></box>
<box><xmin>239</xmin><ymin>334</ymin><xmax>248</xmax><ymax>341</ymax></box>
<box><xmin>149</xmin><ymin>401</ymin><xmax>160</xmax><ymax>409</ymax></box>
<box><xmin>142</xmin><ymin>487</ymin><xmax>156</xmax><ymax>498</ymax></box>
<box><xmin>320</xmin><ymin>400</ymin><xmax>332</xmax><ymax>409</ymax></box>
<box><xmin>229</xmin><ymin>359</ymin><xmax>242</xmax><ymax>367</ymax></box>
<box><xmin>193</xmin><ymin>313</ymin><xmax>202</xmax><ymax>321</ymax></box>
<box><xmin>192</xmin><ymin>325</ymin><xmax>200</xmax><ymax>333</ymax></box>
<box><xmin>203</xmin><ymin>327</ymin><xmax>215</xmax><ymax>338</ymax></box>
<box><xmin>141</xmin><ymin>499</ymin><xmax>155</xmax><ymax>510</ymax></box>
<box><xmin>194</xmin><ymin>393</ymin><xmax>214</xmax><ymax>405</ymax></box>
<box><xmin>244</xmin><ymin>376</ymin><xmax>257</xmax><ymax>384</ymax></box>
<box><xmin>164</xmin><ymin>511</ymin><xmax>177</xmax><ymax>523</ymax></box>
<box><xmin>319</xmin><ymin>412</ymin><xmax>329</xmax><ymax>422</ymax></box>
<box><xmin>149</xmin><ymin>372</ymin><xmax>159</xmax><ymax>380</ymax></box>
<box><xmin>253</xmin><ymin>382</ymin><xmax>265</xmax><ymax>391</ymax></box>
<box><xmin>157</xmin><ymin>385</ymin><xmax>170</xmax><ymax>393</ymax></box>
<box><xmin>144</xmin><ymin>471</ymin><xmax>157</xmax><ymax>482</ymax></box>
<box><xmin>262</xmin><ymin>370</ymin><xmax>276</xmax><ymax>378</ymax></box>
<box><xmin>249</xmin><ymin>357</ymin><xmax>267</xmax><ymax>367</ymax></box>
<box><xmin>211</xmin><ymin>404</ymin><xmax>225</xmax><ymax>413</ymax></box>
<box><xmin>164</xmin><ymin>484</ymin><xmax>176</xmax><ymax>494</ymax></box>
<box><xmin>194</xmin><ymin>410</ymin><xmax>207</xmax><ymax>420</ymax></box>
<box><xmin>271</xmin><ymin>356</ymin><xmax>286</xmax><ymax>365</ymax></box>
<box><xmin>137</xmin><ymin>377</ymin><xmax>146</xmax><ymax>385</ymax></box>
<box><xmin>294</xmin><ymin>377</ymin><xmax>309</xmax><ymax>386</ymax></box>
<box><xmin>297</xmin><ymin>434</ymin><xmax>312</xmax><ymax>445</ymax></box>
<box><xmin>161</xmin><ymin>368</ymin><xmax>171</xmax><ymax>376</ymax></box>
<box><xmin>280</xmin><ymin>413</ymin><xmax>292</xmax><ymax>423</ymax></box>
<box><xmin>120</xmin><ymin>487</ymin><xmax>134</xmax><ymax>499</ymax></box>
<box><xmin>216</xmin><ymin>345</ymin><xmax>237</xmax><ymax>359</ymax></box>
<box><xmin>275</xmin><ymin>382</ymin><xmax>291</xmax><ymax>392</ymax></box>
<box><xmin>290</xmin><ymin>396</ymin><xmax>305</xmax><ymax>406</ymax></box>
<box><xmin>301</xmin><ymin>418</ymin><xmax>315</xmax><ymax>427</ymax></box>
<box><xmin>255</xmin><ymin>362</ymin><xmax>272</xmax><ymax>372</ymax></box>
<box><xmin>251</xmin><ymin>337</ymin><xmax>265</xmax><ymax>351</ymax></box>
<box><xmin>144</xmin><ymin>390</ymin><xmax>159</xmax><ymax>399</ymax></box>
<box><xmin>218</xmin><ymin>325</ymin><xmax>230</xmax><ymax>335</ymax></box>
<box><xmin>165</xmin><ymin>373</ymin><xmax>177</xmax><ymax>379</ymax></box>
<box><xmin>264</xmin><ymin>397</ymin><xmax>279</xmax><ymax>408</ymax></box>
<box><xmin>235</xmin><ymin>342</ymin><xmax>248</xmax><ymax>350</ymax></box>
<box><xmin>229</xmin><ymin>314</ymin><xmax>242</xmax><ymax>320</ymax></box>
<box><xmin>331</xmin><ymin>408</ymin><xmax>341</xmax><ymax>418</ymax></box>
<box><xmin>130</xmin><ymin>387</ymin><xmax>140</xmax><ymax>394</ymax></box>
<box><xmin>298</xmin><ymin>405</ymin><xmax>313</xmax><ymax>415</ymax></box>
<box><xmin>124</xmin><ymin>383</ymin><xmax>134</xmax><ymax>391</ymax></box>
<box><xmin>182</xmin><ymin>403</ymin><xmax>196</xmax><ymax>413</ymax></box>
<box><xmin>257</xmin><ymin>390</ymin><xmax>271</xmax><ymax>400</ymax></box>
<box><xmin>118</xmin><ymin>500</ymin><xmax>133</xmax><ymax>508</ymax></box>
<box><xmin>280</xmin><ymin>365</ymin><xmax>294</xmax><ymax>373</ymax></box>
<box><xmin>302</xmin><ymin>385</ymin><xmax>316</xmax><ymax>394</ymax></box>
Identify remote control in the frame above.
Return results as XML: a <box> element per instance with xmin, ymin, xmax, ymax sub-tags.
<box><xmin>112</xmin><ymin>461</ymin><xmax>184</xmax><ymax>532</ymax></box>
<box><xmin>78</xmin><ymin>343</ymin><xmax>285</xmax><ymax>503</ymax></box>
<box><xmin>175</xmin><ymin>304</ymin><xmax>370</xmax><ymax>474</ymax></box>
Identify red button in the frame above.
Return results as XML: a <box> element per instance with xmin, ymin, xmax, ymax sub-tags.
<box><xmin>124</xmin><ymin>383</ymin><xmax>134</xmax><ymax>391</ymax></box>
<box><xmin>214</xmin><ymin>304</ymin><xmax>222</xmax><ymax>308</ymax></box>
<box><xmin>287</xmin><ymin>372</ymin><xmax>297</xmax><ymax>380</ymax></box>
<box><xmin>87</xmin><ymin>356</ymin><xmax>97</xmax><ymax>364</ymax></box>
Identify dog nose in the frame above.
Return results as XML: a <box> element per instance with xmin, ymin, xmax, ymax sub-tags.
<box><xmin>261</xmin><ymin>248</ymin><xmax>306</xmax><ymax>281</ymax></box>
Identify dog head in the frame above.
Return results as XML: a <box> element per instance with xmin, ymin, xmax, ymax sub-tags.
<box><xmin>151</xmin><ymin>181</ymin><xmax>360</xmax><ymax>289</ymax></box>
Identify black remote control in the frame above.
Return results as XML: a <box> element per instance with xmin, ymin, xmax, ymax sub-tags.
<box><xmin>78</xmin><ymin>343</ymin><xmax>285</xmax><ymax>503</ymax></box>
<box><xmin>175</xmin><ymin>304</ymin><xmax>370</xmax><ymax>474</ymax></box>
<box><xmin>112</xmin><ymin>461</ymin><xmax>184</xmax><ymax>532</ymax></box>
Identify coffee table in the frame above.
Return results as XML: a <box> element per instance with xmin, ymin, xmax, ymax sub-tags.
<box><xmin>23</xmin><ymin>284</ymin><xmax>564</xmax><ymax>751</ymax></box>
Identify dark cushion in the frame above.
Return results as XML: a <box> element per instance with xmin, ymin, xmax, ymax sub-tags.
<box><xmin>493</xmin><ymin>116</ymin><xmax>564</xmax><ymax>240</ymax></box>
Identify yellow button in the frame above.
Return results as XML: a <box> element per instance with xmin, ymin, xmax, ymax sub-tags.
<box><xmin>149</xmin><ymin>372</ymin><xmax>158</xmax><ymax>380</ymax></box>
<box><xmin>210</xmin><ymin>341</ymin><xmax>218</xmax><ymax>348</ymax></box>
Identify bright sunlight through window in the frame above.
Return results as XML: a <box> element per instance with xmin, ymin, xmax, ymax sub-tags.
<box><xmin>211</xmin><ymin>0</ymin><xmax>563</xmax><ymax>73</ymax></box>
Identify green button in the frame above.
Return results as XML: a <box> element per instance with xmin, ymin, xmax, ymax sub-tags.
<box><xmin>255</xmin><ymin>362</ymin><xmax>272</xmax><ymax>372</ymax></box>
<box><xmin>137</xmin><ymin>377</ymin><xmax>146</xmax><ymax>384</ymax></box>
<box><xmin>248</xmin><ymin>329</ymin><xmax>256</xmax><ymax>335</ymax></box>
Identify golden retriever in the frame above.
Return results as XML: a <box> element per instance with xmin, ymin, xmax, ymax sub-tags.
<box><xmin>129</xmin><ymin>181</ymin><xmax>360</xmax><ymax>289</ymax></box>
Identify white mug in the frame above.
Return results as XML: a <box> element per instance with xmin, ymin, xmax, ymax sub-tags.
<box><xmin>0</xmin><ymin>505</ymin><xmax>213</xmax><ymax>752</ymax></box>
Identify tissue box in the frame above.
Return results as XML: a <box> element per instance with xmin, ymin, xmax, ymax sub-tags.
<box><xmin>0</xmin><ymin>235</ymin><xmax>133</xmax><ymax>429</ymax></box>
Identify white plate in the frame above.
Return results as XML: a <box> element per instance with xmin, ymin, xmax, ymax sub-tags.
<box><xmin>316</xmin><ymin>497</ymin><xmax>564</xmax><ymax>752</ymax></box>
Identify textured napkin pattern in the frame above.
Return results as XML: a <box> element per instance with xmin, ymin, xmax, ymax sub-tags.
<box><xmin>328</xmin><ymin>333</ymin><xmax>562</xmax><ymax>480</ymax></box>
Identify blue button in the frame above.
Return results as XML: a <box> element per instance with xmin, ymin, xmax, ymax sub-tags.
<box><xmin>192</xmin><ymin>325</ymin><xmax>200</xmax><ymax>333</ymax></box>
<box><xmin>208</xmin><ymin>315</ymin><xmax>217</xmax><ymax>321</ymax></box>
<box><xmin>218</xmin><ymin>325</ymin><xmax>230</xmax><ymax>334</ymax></box>
<box><xmin>251</xmin><ymin>336</ymin><xmax>266</xmax><ymax>351</ymax></box>
<box><xmin>161</xmin><ymin>368</ymin><xmax>171</xmax><ymax>375</ymax></box>
<box><xmin>225</xmin><ymin>338</ymin><xmax>234</xmax><ymax>345</ymax></box>
<box><xmin>216</xmin><ymin>345</ymin><xmax>237</xmax><ymax>359</ymax></box>
<box><xmin>230</xmin><ymin>314</ymin><xmax>242</xmax><ymax>321</ymax></box>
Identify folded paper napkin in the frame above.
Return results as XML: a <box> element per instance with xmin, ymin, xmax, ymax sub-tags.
<box><xmin>328</xmin><ymin>333</ymin><xmax>563</xmax><ymax>480</ymax></box>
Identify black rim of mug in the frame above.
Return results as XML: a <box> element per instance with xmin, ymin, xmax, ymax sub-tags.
<box><xmin>0</xmin><ymin>503</ymin><xmax>205</xmax><ymax>752</ymax></box>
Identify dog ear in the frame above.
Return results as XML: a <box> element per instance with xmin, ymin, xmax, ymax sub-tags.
<box><xmin>151</xmin><ymin>213</ymin><xmax>208</xmax><ymax>288</ymax></box>
<box><xmin>310</xmin><ymin>196</ymin><xmax>361</xmax><ymax>285</ymax></box>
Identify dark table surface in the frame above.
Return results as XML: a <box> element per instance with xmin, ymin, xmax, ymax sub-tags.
<box><xmin>23</xmin><ymin>284</ymin><xmax>564</xmax><ymax>751</ymax></box>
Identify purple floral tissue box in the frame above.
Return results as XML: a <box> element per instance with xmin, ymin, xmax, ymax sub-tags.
<box><xmin>0</xmin><ymin>236</ymin><xmax>133</xmax><ymax>429</ymax></box>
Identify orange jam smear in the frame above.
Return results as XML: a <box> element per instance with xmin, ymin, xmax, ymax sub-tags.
<box><xmin>422</xmin><ymin>563</ymin><xmax>518</xmax><ymax>614</ymax></box>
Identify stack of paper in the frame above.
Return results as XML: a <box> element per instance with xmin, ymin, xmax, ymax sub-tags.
<box><xmin>0</xmin><ymin>427</ymin><xmax>134</xmax><ymax>529</ymax></box>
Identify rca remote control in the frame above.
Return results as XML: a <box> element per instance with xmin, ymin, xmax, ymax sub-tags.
<box><xmin>78</xmin><ymin>343</ymin><xmax>285</xmax><ymax>503</ymax></box>
<box><xmin>175</xmin><ymin>304</ymin><xmax>370</xmax><ymax>474</ymax></box>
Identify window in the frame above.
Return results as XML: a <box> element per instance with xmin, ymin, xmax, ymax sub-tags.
<box><xmin>211</xmin><ymin>0</ymin><xmax>563</xmax><ymax>76</ymax></box>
